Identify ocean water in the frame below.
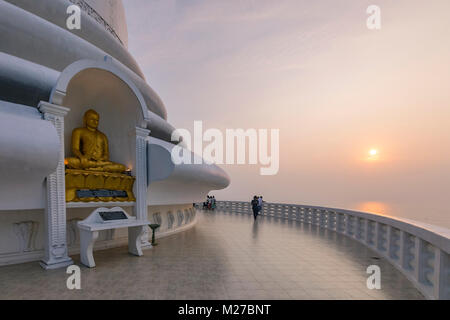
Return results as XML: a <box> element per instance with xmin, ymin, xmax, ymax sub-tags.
<box><xmin>349</xmin><ymin>201</ymin><xmax>450</xmax><ymax>230</ymax></box>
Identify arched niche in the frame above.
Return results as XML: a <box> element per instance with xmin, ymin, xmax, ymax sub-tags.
<box><xmin>35</xmin><ymin>59</ymin><xmax>151</xmax><ymax>269</ymax></box>
<box><xmin>50</xmin><ymin>59</ymin><xmax>149</xmax><ymax>174</ymax></box>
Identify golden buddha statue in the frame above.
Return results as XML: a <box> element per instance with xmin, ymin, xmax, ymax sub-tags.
<box><xmin>64</xmin><ymin>109</ymin><xmax>135</xmax><ymax>203</ymax></box>
<box><xmin>65</xmin><ymin>109</ymin><xmax>126</xmax><ymax>172</ymax></box>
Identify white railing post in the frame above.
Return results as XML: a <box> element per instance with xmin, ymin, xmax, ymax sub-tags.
<box><xmin>356</xmin><ymin>217</ymin><xmax>364</xmax><ymax>241</ymax></box>
<box><xmin>327</xmin><ymin>211</ymin><xmax>334</xmax><ymax>230</ymax></box>
<box><xmin>346</xmin><ymin>214</ymin><xmax>353</xmax><ymax>237</ymax></box>
<box><xmin>399</xmin><ymin>230</ymin><xmax>408</xmax><ymax>269</ymax></box>
<box><xmin>414</xmin><ymin>237</ymin><xmax>425</xmax><ymax>284</ymax></box>
<box><xmin>336</xmin><ymin>213</ymin><xmax>343</xmax><ymax>233</ymax></box>
<box><xmin>319</xmin><ymin>210</ymin><xmax>325</xmax><ymax>228</ymax></box>
<box><xmin>433</xmin><ymin>249</ymin><xmax>449</xmax><ymax>299</ymax></box>
<box><xmin>364</xmin><ymin>219</ymin><xmax>370</xmax><ymax>245</ymax></box>
<box><xmin>387</xmin><ymin>226</ymin><xmax>394</xmax><ymax>258</ymax></box>
<box><xmin>375</xmin><ymin>222</ymin><xmax>381</xmax><ymax>251</ymax></box>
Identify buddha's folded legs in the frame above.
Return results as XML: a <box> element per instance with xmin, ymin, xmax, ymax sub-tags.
<box><xmin>65</xmin><ymin>157</ymin><xmax>126</xmax><ymax>173</ymax></box>
<box><xmin>65</xmin><ymin>157</ymin><xmax>83</xmax><ymax>169</ymax></box>
<box><xmin>102</xmin><ymin>163</ymin><xmax>127</xmax><ymax>173</ymax></box>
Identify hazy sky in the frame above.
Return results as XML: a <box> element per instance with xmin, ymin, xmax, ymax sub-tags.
<box><xmin>123</xmin><ymin>0</ymin><xmax>450</xmax><ymax>226</ymax></box>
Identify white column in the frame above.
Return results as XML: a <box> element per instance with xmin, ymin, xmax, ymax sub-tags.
<box><xmin>135</xmin><ymin>127</ymin><xmax>151</xmax><ymax>248</ymax></box>
<box><xmin>38</xmin><ymin>102</ymin><xmax>73</xmax><ymax>269</ymax></box>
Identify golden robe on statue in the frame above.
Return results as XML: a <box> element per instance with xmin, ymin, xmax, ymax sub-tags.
<box><xmin>65</xmin><ymin>109</ymin><xmax>126</xmax><ymax>172</ymax></box>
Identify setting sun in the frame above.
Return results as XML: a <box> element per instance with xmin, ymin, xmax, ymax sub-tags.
<box><xmin>364</xmin><ymin>148</ymin><xmax>380</xmax><ymax>162</ymax></box>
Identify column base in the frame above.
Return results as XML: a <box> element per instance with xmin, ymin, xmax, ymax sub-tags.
<box><xmin>39</xmin><ymin>257</ymin><xmax>74</xmax><ymax>270</ymax></box>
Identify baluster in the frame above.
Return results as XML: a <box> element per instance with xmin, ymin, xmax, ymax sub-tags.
<box><xmin>375</xmin><ymin>222</ymin><xmax>380</xmax><ymax>250</ymax></box>
<box><xmin>318</xmin><ymin>210</ymin><xmax>323</xmax><ymax>227</ymax></box>
<box><xmin>364</xmin><ymin>219</ymin><xmax>370</xmax><ymax>245</ymax></box>
<box><xmin>326</xmin><ymin>211</ymin><xmax>331</xmax><ymax>229</ymax></box>
<box><xmin>386</xmin><ymin>226</ymin><xmax>393</xmax><ymax>258</ymax></box>
<box><xmin>327</xmin><ymin>211</ymin><xmax>334</xmax><ymax>230</ymax></box>
<box><xmin>336</xmin><ymin>213</ymin><xmax>343</xmax><ymax>233</ymax></box>
<box><xmin>433</xmin><ymin>248</ymin><xmax>449</xmax><ymax>300</ymax></box>
<box><xmin>414</xmin><ymin>237</ymin><xmax>425</xmax><ymax>284</ymax></box>
<box><xmin>346</xmin><ymin>215</ymin><xmax>353</xmax><ymax>236</ymax></box>
<box><xmin>355</xmin><ymin>217</ymin><xmax>362</xmax><ymax>240</ymax></box>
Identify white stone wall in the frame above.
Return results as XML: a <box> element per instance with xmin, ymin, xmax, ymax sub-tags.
<box><xmin>0</xmin><ymin>101</ymin><xmax>59</xmax><ymax>210</ymax></box>
<box><xmin>84</xmin><ymin>0</ymin><xmax>128</xmax><ymax>47</ymax></box>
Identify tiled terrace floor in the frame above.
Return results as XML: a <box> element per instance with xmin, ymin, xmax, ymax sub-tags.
<box><xmin>0</xmin><ymin>210</ymin><xmax>424</xmax><ymax>299</ymax></box>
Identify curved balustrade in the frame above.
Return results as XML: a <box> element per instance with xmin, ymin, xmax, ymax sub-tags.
<box><xmin>210</xmin><ymin>201</ymin><xmax>450</xmax><ymax>300</ymax></box>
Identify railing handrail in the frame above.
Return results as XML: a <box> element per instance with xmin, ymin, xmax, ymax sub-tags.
<box><xmin>204</xmin><ymin>200</ymin><xmax>450</xmax><ymax>300</ymax></box>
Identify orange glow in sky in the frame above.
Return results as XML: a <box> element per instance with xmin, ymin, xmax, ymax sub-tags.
<box><xmin>355</xmin><ymin>201</ymin><xmax>391</xmax><ymax>216</ymax></box>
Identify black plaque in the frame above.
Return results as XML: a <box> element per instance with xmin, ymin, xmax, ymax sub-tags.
<box><xmin>76</xmin><ymin>189</ymin><xmax>128</xmax><ymax>198</ymax></box>
<box><xmin>99</xmin><ymin>211</ymin><xmax>128</xmax><ymax>221</ymax></box>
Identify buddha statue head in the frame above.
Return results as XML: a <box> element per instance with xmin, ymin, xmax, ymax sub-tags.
<box><xmin>83</xmin><ymin>109</ymin><xmax>100</xmax><ymax>131</ymax></box>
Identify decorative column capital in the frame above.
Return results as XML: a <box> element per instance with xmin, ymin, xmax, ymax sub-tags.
<box><xmin>38</xmin><ymin>101</ymin><xmax>70</xmax><ymax>118</ymax></box>
<box><xmin>136</xmin><ymin>127</ymin><xmax>150</xmax><ymax>137</ymax></box>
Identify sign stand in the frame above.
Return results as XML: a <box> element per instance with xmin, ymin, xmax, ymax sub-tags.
<box><xmin>77</xmin><ymin>207</ymin><xmax>149</xmax><ymax>267</ymax></box>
